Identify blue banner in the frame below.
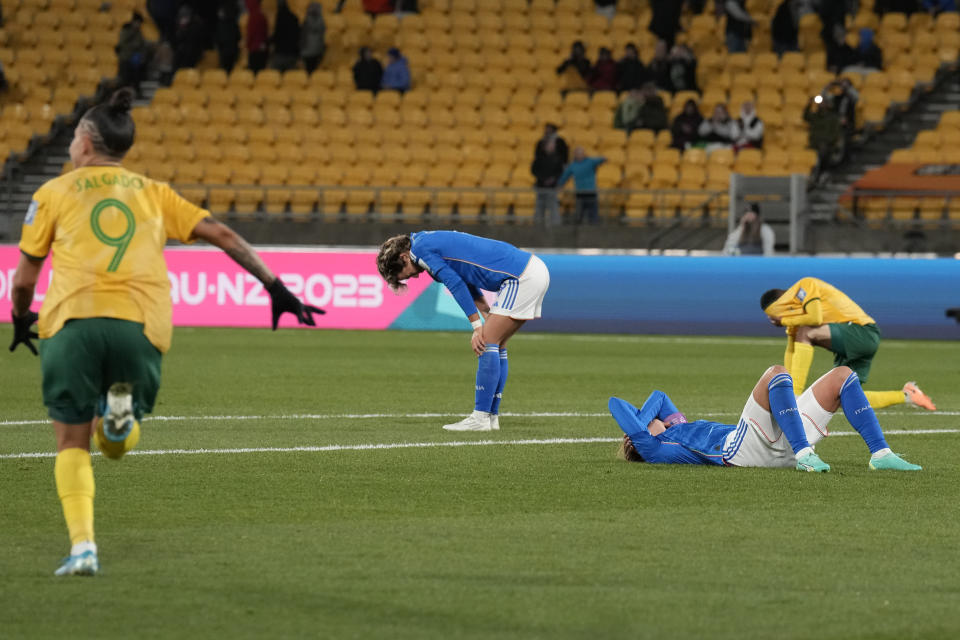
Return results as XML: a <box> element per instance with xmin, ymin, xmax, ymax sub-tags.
<box><xmin>392</xmin><ymin>255</ymin><xmax>960</xmax><ymax>339</ymax></box>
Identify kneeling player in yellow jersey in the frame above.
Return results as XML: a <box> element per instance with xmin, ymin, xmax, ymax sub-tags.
<box><xmin>8</xmin><ymin>89</ymin><xmax>325</xmax><ymax>577</ymax></box>
<box><xmin>760</xmin><ymin>277</ymin><xmax>936</xmax><ymax>411</ymax></box>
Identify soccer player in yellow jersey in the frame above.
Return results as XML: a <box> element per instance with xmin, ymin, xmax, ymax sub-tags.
<box><xmin>7</xmin><ymin>89</ymin><xmax>324</xmax><ymax>577</ymax></box>
<box><xmin>760</xmin><ymin>277</ymin><xmax>936</xmax><ymax>411</ymax></box>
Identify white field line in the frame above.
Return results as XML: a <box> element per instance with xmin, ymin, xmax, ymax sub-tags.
<box><xmin>2</xmin><ymin>409</ymin><xmax>958</xmax><ymax>428</ymax></box>
<box><xmin>1</xmin><ymin>430</ymin><xmax>958</xmax><ymax>460</ymax></box>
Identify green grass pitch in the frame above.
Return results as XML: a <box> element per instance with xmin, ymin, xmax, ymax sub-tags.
<box><xmin>1</xmin><ymin>328</ymin><xmax>958</xmax><ymax>639</ymax></box>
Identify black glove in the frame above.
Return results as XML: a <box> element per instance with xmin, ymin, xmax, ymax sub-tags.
<box><xmin>266</xmin><ymin>278</ymin><xmax>325</xmax><ymax>330</ymax></box>
<box><xmin>9</xmin><ymin>310</ymin><xmax>39</xmax><ymax>356</ymax></box>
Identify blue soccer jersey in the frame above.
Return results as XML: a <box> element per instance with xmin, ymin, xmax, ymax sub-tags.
<box><xmin>408</xmin><ymin>231</ymin><xmax>533</xmax><ymax>317</ymax></box>
<box><xmin>609</xmin><ymin>391</ymin><xmax>735</xmax><ymax>465</ymax></box>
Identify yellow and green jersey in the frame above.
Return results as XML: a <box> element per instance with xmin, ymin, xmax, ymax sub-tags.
<box><xmin>18</xmin><ymin>165</ymin><xmax>209</xmax><ymax>353</ymax></box>
<box><xmin>764</xmin><ymin>277</ymin><xmax>876</xmax><ymax>328</ymax></box>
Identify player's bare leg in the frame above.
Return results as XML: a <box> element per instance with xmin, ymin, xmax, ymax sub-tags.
<box><xmin>788</xmin><ymin>324</ymin><xmax>832</xmax><ymax>393</ymax></box>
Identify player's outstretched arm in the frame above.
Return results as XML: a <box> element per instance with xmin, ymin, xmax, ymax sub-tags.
<box><xmin>9</xmin><ymin>253</ymin><xmax>42</xmax><ymax>355</ymax></box>
<box><xmin>190</xmin><ymin>217</ymin><xmax>325</xmax><ymax>329</ymax></box>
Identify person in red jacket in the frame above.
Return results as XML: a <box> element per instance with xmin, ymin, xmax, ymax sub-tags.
<box><xmin>363</xmin><ymin>0</ymin><xmax>394</xmax><ymax>14</ymax></box>
<box><xmin>589</xmin><ymin>47</ymin><xmax>617</xmax><ymax>91</ymax></box>
<box><xmin>245</xmin><ymin>0</ymin><xmax>269</xmax><ymax>73</ymax></box>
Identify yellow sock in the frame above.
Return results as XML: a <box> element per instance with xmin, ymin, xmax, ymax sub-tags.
<box><xmin>784</xmin><ymin>339</ymin><xmax>795</xmax><ymax>371</ymax></box>
<box><xmin>790</xmin><ymin>343</ymin><xmax>815</xmax><ymax>394</ymax></box>
<box><xmin>55</xmin><ymin>448</ymin><xmax>95</xmax><ymax>546</ymax></box>
<box><xmin>864</xmin><ymin>390</ymin><xmax>906</xmax><ymax>409</ymax></box>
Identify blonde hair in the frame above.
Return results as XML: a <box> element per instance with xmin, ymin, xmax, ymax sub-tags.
<box><xmin>376</xmin><ymin>234</ymin><xmax>412</xmax><ymax>292</ymax></box>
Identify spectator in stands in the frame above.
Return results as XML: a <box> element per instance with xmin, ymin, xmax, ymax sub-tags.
<box><xmin>670</xmin><ymin>99</ymin><xmax>704</xmax><ymax>150</ymax></box>
<box><xmin>772</xmin><ymin>0</ymin><xmax>799</xmax><ymax>55</ymax></box>
<box><xmin>666</xmin><ymin>44</ymin><xmax>698</xmax><ymax>93</ymax></box>
<box><xmin>825</xmin><ymin>25</ymin><xmax>855</xmax><ymax>72</ymax></box>
<box><xmin>363</xmin><ymin>0</ymin><xmax>394</xmax><ymax>15</ymax></box>
<box><xmin>271</xmin><ymin>0</ymin><xmax>301</xmax><ymax>72</ymax></box>
<box><xmin>594</xmin><ymin>0</ymin><xmax>617</xmax><ymax>19</ymax></box>
<box><xmin>724</xmin><ymin>0</ymin><xmax>754</xmax><ymax>53</ymax></box>
<box><xmin>589</xmin><ymin>47</ymin><xmax>618</xmax><ymax>91</ymax></box>
<box><xmin>614</xmin><ymin>84</ymin><xmax>668</xmax><ymax>132</ymax></box>
<box><xmin>558</xmin><ymin>148</ymin><xmax>607</xmax><ymax>224</ymax></box>
<box><xmin>115</xmin><ymin>11</ymin><xmax>150</xmax><ymax>97</ymax></box>
<box><xmin>382</xmin><ymin>48</ymin><xmax>411</xmax><ymax>92</ymax></box>
<box><xmin>556</xmin><ymin>41</ymin><xmax>592</xmax><ymax>85</ymax></box>
<box><xmin>173</xmin><ymin>5</ymin><xmax>205</xmax><ymax>70</ymax></box>
<box><xmin>923</xmin><ymin>0</ymin><xmax>958</xmax><ymax>14</ymax></box>
<box><xmin>851</xmin><ymin>28</ymin><xmax>883</xmax><ymax>70</ymax></box>
<box><xmin>396</xmin><ymin>0</ymin><xmax>420</xmax><ymax>14</ymax></box>
<box><xmin>353</xmin><ymin>47</ymin><xmax>383</xmax><ymax>92</ymax></box>
<box><xmin>723</xmin><ymin>203</ymin><xmax>776</xmax><ymax>256</ymax></box>
<box><xmin>616</xmin><ymin>43</ymin><xmax>648</xmax><ymax>92</ymax></box>
<box><xmin>804</xmin><ymin>94</ymin><xmax>844</xmax><ymax>179</ymax></box>
<box><xmin>531</xmin><ymin>123</ymin><xmax>570</xmax><ymax>226</ymax></box>
<box><xmin>0</xmin><ymin>61</ymin><xmax>8</xmax><ymax>94</ymax></box>
<box><xmin>734</xmin><ymin>101</ymin><xmax>764</xmax><ymax>150</ymax></box>
<box><xmin>875</xmin><ymin>0</ymin><xmax>921</xmax><ymax>14</ymax></box>
<box><xmin>246</xmin><ymin>0</ymin><xmax>270</xmax><ymax>73</ymax></box>
<box><xmin>215</xmin><ymin>4</ymin><xmax>241</xmax><ymax>73</ymax></box>
<box><xmin>614</xmin><ymin>89</ymin><xmax>644</xmax><ymax>131</ymax></box>
<box><xmin>648</xmin><ymin>40</ymin><xmax>672</xmax><ymax>92</ymax></box>
<box><xmin>698</xmin><ymin>103</ymin><xmax>740</xmax><ymax>150</ymax></box>
<box><xmin>649</xmin><ymin>0</ymin><xmax>683</xmax><ymax>48</ymax></box>
<box><xmin>300</xmin><ymin>2</ymin><xmax>327</xmax><ymax>74</ymax></box>
<box><xmin>147</xmin><ymin>0</ymin><xmax>177</xmax><ymax>43</ymax></box>
<box><xmin>151</xmin><ymin>40</ymin><xmax>175</xmax><ymax>86</ymax></box>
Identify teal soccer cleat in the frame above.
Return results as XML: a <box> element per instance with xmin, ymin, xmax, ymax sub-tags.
<box><xmin>54</xmin><ymin>550</ymin><xmax>99</xmax><ymax>577</ymax></box>
<box><xmin>869</xmin><ymin>452</ymin><xmax>922</xmax><ymax>471</ymax></box>
<box><xmin>796</xmin><ymin>451</ymin><xmax>831</xmax><ymax>473</ymax></box>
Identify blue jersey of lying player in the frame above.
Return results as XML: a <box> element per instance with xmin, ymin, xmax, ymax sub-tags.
<box><xmin>609</xmin><ymin>391</ymin><xmax>735</xmax><ymax>465</ymax></box>
<box><xmin>408</xmin><ymin>231</ymin><xmax>533</xmax><ymax>317</ymax></box>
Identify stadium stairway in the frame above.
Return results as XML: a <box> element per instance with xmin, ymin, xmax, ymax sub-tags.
<box><xmin>806</xmin><ymin>70</ymin><xmax>960</xmax><ymax>227</ymax></box>
<box><xmin>0</xmin><ymin>83</ymin><xmax>159</xmax><ymax>241</ymax></box>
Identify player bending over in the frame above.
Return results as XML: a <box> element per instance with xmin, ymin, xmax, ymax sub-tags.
<box><xmin>377</xmin><ymin>230</ymin><xmax>550</xmax><ymax>432</ymax></box>
<box><xmin>8</xmin><ymin>89</ymin><xmax>324</xmax><ymax>577</ymax></box>
<box><xmin>761</xmin><ymin>277</ymin><xmax>935</xmax><ymax>411</ymax></box>
<box><xmin>610</xmin><ymin>365</ymin><xmax>921</xmax><ymax>471</ymax></box>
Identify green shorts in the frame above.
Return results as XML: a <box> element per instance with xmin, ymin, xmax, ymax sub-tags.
<box><xmin>828</xmin><ymin>322</ymin><xmax>881</xmax><ymax>383</ymax></box>
<box><xmin>39</xmin><ymin>318</ymin><xmax>162</xmax><ymax>424</ymax></box>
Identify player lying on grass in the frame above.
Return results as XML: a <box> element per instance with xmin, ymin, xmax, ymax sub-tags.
<box><xmin>761</xmin><ymin>277</ymin><xmax>936</xmax><ymax>411</ymax></box>
<box><xmin>377</xmin><ymin>231</ymin><xmax>550</xmax><ymax>432</ymax></box>
<box><xmin>8</xmin><ymin>89</ymin><xmax>324</xmax><ymax>577</ymax></box>
<box><xmin>609</xmin><ymin>364</ymin><xmax>921</xmax><ymax>472</ymax></box>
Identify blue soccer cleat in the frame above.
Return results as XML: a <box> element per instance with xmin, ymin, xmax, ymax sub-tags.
<box><xmin>796</xmin><ymin>451</ymin><xmax>831</xmax><ymax>473</ymax></box>
<box><xmin>869</xmin><ymin>451</ymin><xmax>922</xmax><ymax>471</ymax></box>
<box><xmin>54</xmin><ymin>550</ymin><xmax>99</xmax><ymax>577</ymax></box>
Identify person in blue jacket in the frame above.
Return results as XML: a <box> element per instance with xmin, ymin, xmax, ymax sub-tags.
<box><xmin>610</xmin><ymin>364</ymin><xmax>921</xmax><ymax>472</ymax></box>
<box><xmin>377</xmin><ymin>231</ymin><xmax>550</xmax><ymax>432</ymax></box>
<box><xmin>557</xmin><ymin>147</ymin><xmax>606</xmax><ymax>224</ymax></box>
<box><xmin>381</xmin><ymin>47</ymin><xmax>411</xmax><ymax>92</ymax></box>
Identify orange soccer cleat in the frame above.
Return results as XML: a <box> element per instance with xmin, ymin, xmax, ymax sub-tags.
<box><xmin>903</xmin><ymin>382</ymin><xmax>937</xmax><ymax>411</ymax></box>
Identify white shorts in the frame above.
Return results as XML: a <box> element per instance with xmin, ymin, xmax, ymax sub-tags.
<box><xmin>722</xmin><ymin>383</ymin><xmax>835</xmax><ymax>468</ymax></box>
<box><xmin>490</xmin><ymin>255</ymin><xmax>550</xmax><ymax>320</ymax></box>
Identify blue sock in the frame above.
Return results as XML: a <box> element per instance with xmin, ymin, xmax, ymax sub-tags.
<box><xmin>839</xmin><ymin>372</ymin><xmax>889</xmax><ymax>454</ymax></box>
<box><xmin>490</xmin><ymin>348</ymin><xmax>508</xmax><ymax>415</ymax></box>
<box><xmin>768</xmin><ymin>372</ymin><xmax>811</xmax><ymax>454</ymax></box>
<box><xmin>474</xmin><ymin>343</ymin><xmax>500</xmax><ymax>413</ymax></box>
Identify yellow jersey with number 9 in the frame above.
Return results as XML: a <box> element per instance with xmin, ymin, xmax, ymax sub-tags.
<box><xmin>18</xmin><ymin>165</ymin><xmax>209</xmax><ymax>353</ymax></box>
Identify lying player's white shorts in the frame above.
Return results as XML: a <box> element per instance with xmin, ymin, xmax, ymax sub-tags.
<box><xmin>490</xmin><ymin>255</ymin><xmax>550</xmax><ymax>320</ymax></box>
<box><xmin>722</xmin><ymin>378</ymin><xmax>836</xmax><ymax>468</ymax></box>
